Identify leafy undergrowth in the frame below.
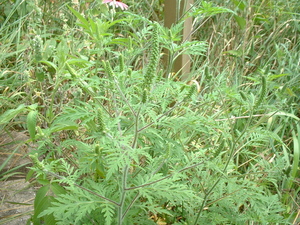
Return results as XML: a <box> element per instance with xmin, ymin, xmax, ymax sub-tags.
<box><xmin>0</xmin><ymin>0</ymin><xmax>299</xmax><ymax>224</ymax></box>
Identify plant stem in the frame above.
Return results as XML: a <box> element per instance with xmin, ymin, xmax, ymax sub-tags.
<box><xmin>193</xmin><ymin>113</ymin><xmax>254</xmax><ymax>224</ymax></box>
<box><xmin>118</xmin><ymin>165</ymin><xmax>129</xmax><ymax>225</ymax></box>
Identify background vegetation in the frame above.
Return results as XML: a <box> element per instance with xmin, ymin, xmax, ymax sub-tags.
<box><xmin>0</xmin><ymin>0</ymin><xmax>299</xmax><ymax>224</ymax></box>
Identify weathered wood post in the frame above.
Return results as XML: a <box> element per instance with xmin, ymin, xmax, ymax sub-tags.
<box><xmin>164</xmin><ymin>0</ymin><xmax>194</xmax><ymax>80</ymax></box>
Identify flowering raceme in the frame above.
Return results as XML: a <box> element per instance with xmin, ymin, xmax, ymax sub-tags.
<box><xmin>102</xmin><ymin>0</ymin><xmax>128</xmax><ymax>10</ymax></box>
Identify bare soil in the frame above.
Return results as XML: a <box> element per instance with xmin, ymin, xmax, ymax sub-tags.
<box><xmin>0</xmin><ymin>131</ymin><xmax>35</xmax><ymax>224</ymax></box>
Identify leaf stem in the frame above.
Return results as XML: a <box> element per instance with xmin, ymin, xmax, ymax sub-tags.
<box><xmin>41</xmin><ymin>169</ymin><xmax>120</xmax><ymax>206</ymax></box>
<box><xmin>125</xmin><ymin>162</ymin><xmax>204</xmax><ymax>191</ymax></box>
<box><xmin>122</xmin><ymin>192</ymin><xmax>140</xmax><ymax>220</ymax></box>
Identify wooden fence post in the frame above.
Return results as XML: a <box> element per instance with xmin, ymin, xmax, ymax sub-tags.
<box><xmin>164</xmin><ymin>0</ymin><xmax>194</xmax><ymax>80</ymax></box>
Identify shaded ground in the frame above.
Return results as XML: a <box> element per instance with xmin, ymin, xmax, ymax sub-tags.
<box><xmin>0</xmin><ymin>179</ymin><xmax>35</xmax><ymax>224</ymax></box>
<box><xmin>0</xmin><ymin>131</ymin><xmax>35</xmax><ymax>224</ymax></box>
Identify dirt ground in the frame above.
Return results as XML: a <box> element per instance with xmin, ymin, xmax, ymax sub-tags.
<box><xmin>0</xmin><ymin>131</ymin><xmax>35</xmax><ymax>224</ymax></box>
<box><xmin>0</xmin><ymin>179</ymin><xmax>35</xmax><ymax>224</ymax></box>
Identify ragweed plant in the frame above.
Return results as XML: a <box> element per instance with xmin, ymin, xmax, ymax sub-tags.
<box><xmin>26</xmin><ymin>6</ymin><xmax>293</xmax><ymax>225</ymax></box>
